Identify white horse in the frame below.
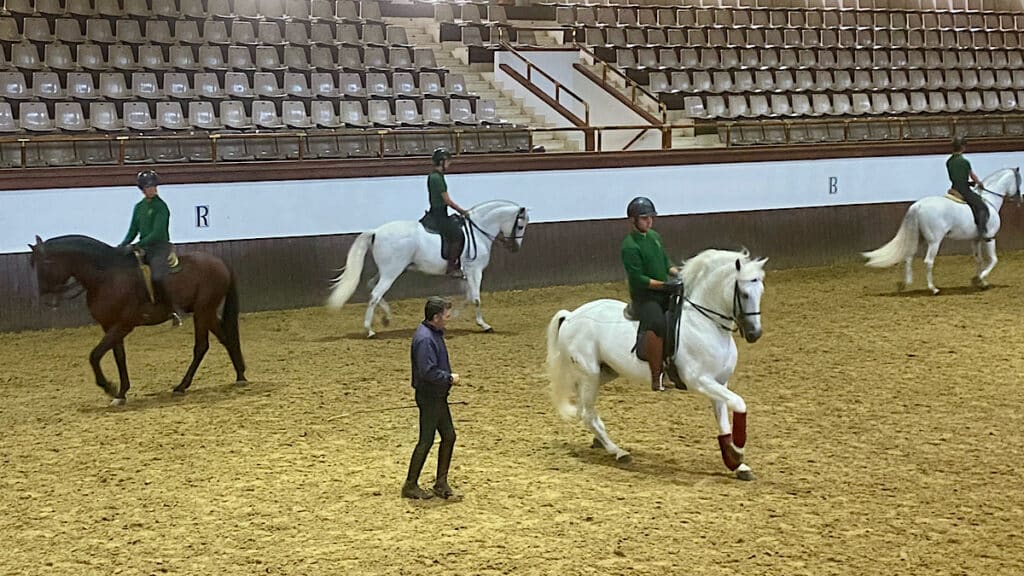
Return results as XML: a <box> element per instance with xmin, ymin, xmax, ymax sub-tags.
<box><xmin>327</xmin><ymin>200</ymin><xmax>529</xmax><ymax>337</ymax></box>
<box><xmin>863</xmin><ymin>167</ymin><xmax>1021</xmax><ymax>294</ymax></box>
<box><xmin>546</xmin><ymin>249</ymin><xmax>767</xmax><ymax>481</ymax></box>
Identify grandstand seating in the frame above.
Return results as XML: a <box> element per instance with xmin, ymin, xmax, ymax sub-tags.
<box><xmin>0</xmin><ymin>0</ymin><xmax>527</xmax><ymax>167</ymax></box>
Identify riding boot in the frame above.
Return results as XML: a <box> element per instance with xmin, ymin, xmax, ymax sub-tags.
<box><xmin>153</xmin><ymin>280</ymin><xmax>182</xmax><ymax>327</ymax></box>
<box><xmin>645</xmin><ymin>331</ymin><xmax>665</xmax><ymax>392</ymax></box>
<box><xmin>402</xmin><ymin>444</ymin><xmax>434</xmax><ymax>500</ymax></box>
<box><xmin>446</xmin><ymin>236</ymin><xmax>465</xmax><ymax>279</ymax></box>
<box><xmin>432</xmin><ymin>440</ymin><xmax>456</xmax><ymax>499</ymax></box>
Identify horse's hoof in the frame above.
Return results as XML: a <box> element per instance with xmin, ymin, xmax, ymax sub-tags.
<box><xmin>482</xmin><ymin>327</ymin><xmax>494</xmax><ymax>333</ymax></box>
<box><xmin>930</xmin><ymin>288</ymin><xmax>940</xmax><ymax>295</ymax></box>
<box><xmin>110</xmin><ymin>398</ymin><xmax>126</xmax><ymax>406</ymax></box>
<box><xmin>234</xmin><ymin>380</ymin><xmax>248</xmax><ymax>387</ymax></box>
<box><xmin>172</xmin><ymin>388</ymin><xmax>186</xmax><ymax>396</ymax></box>
<box><xmin>735</xmin><ymin>464</ymin><xmax>756</xmax><ymax>481</ymax></box>
<box><xmin>366</xmin><ymin>331</ymin><xmax>376</xmax><ymax>339</ymax></box>
<box><xmin>615</xmin><ymin>453</ymin><xmax>633</xmax><ymax>465</ymax></box>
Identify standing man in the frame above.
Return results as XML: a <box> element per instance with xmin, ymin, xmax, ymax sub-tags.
<box><xmin>427</xmin><ymin>148</ymin><xmax>470</xmax><ymax>279</ymax></box>
<box><xmin>621</xmin><ymin>196</ymin><xmax>681</xmax><ymax>392</ymax></box>
<box><xmin>947</xmin><ymin>136</ymin><xmax>988</xmax><ymax>239</ymax></box>
<box><xmin>120</xmin><ymin>170</ymin><xmax>183</xmax><ymax>326</ymax></box>
<box><xmin>403</xmin><ymin>296</ymin><xmax>460</xmax><ymax>500</ymax></box>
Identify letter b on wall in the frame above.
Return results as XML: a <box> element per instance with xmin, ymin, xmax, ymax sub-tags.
<box><xmin>195</xmin><ymin>205</ymin><xmax>210</xmax><ymax>228</ymax></box>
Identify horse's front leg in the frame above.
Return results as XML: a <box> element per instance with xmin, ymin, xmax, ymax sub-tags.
<box><xmin>973</xmin><ymin>239</ymin><xmax>997</xmax><ymax>289</ymax></box>
<box><xmin>89</xmin><ymin>326</ymin><xmax>129</xmax><ymax>402</ymax></box>
<box><xmin>465</xmin><ymin>267</ymin><xmax>492</xmax><ymax>333</ymax></box>
<box><xmin>692</xmin><ymin>376</ymin><xmax>754</xmax><ymax>480</ymax></box>
<box><xmin>110</xmin><ymin>339</ymin><xmax>131</xmax><ymax>404</ymax></box>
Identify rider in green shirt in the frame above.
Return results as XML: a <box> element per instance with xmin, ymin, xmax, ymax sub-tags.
<box><xmin>427</xmin><ymin>148</ymin><xmax>469</xmax><ymax>279</ymax></box>
<box><xmin>120</xmin><ymin>170</ymin><xmax>182</xmax><ymax>326</ymax></box>
<box><xmin>947</xmin><ymin>136</ymin><xmax>988</xmax><ymax>239</ymax></box>
<box><xmin>621</xmin><ymin>197</ymin><xmax>681</xmax><ymax>392</ymax></box>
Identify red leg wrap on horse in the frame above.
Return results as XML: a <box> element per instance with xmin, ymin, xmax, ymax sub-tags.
<box><xmin>718</xmin><ymin>434</ymin><xmax>742</xmax><ymax>471</ymax></box>
<box><xmin>732</xmin><ymin>411</ymin><xmax>747</xmax><ymax>449</ymax></box>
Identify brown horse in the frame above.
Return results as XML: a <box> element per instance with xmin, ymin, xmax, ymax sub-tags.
<box><xmin>29</xmin><ymin>235</ymin><xmax>246</xmax><ymax>405</ymax></box>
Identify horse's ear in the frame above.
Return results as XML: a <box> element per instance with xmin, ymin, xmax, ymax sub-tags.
<box><xmin>735</xmin><ymin>258</ymin><xmax>741</xmax><ymax>271</ymax></box>
<box><xmin>34</xmin><ymin>235</ymin><xmax>42</xmax><ymax>246</ymax></box>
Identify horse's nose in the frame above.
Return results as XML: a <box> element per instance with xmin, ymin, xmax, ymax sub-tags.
<box><xmin>744</xmin><ymin>327</ymin><xmax>762</xmax><ymax>343</ymax></box>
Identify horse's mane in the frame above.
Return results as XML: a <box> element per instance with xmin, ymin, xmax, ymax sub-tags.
<box><xmin>43</xmin><ymin>235</ymin><xmax>134</xmax><ymax>268</ymax></box>
<box><xmin>468</xmin><ymin>199</ymin><xmax>519</xmax><ymax>217</ymax></box>
<box><xmin>681</xmin><ymin>248</ymin><xmax>766</xmax><ymax>288</ymax></box>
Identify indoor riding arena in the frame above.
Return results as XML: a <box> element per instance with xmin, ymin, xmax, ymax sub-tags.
<box><xmin>3</xmin><ymin>0</ymin><xmax>1024</xmax><ymax>573</ymax></box>
<box><xmin>2</xmin><ymin>252</ymin><xmax>1023</xmax><ymax>575</ymax></box>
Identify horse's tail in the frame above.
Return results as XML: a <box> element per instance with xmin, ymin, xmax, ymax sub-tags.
<box><xmin>546</xmin><ymin>309</ymin><xmax>578</xmax><ymax>421</ymax></box>
<box><xmin>220</xmin><ymin>268</ymin><xmax>241</xmax><ymax>354</ymax></box>
<box><xmin>327</xmin><ymin>231</ymin><xmax>374</xmax><ymax>310</ymax></box>
<box><xmin>863</xmin><ymin>205</ymin><xmax>920</xmax><ymax>268</ymax></box>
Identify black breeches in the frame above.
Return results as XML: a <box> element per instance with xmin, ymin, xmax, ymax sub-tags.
<box><xmin>634</xmin><ymin>298</ymin><xmax>668</xmax><ymax>338</ymax></box>
<box><xmin>955</xmin><ymin>184</ymin><xmax>989</xmax><ymax>236</ymax></box>
<box><xmin>431</xmin><ymin>209</ymin><xmax>463</xmax><ymax>244</ymax></box>
<box><xmin>144</xmin><ymin>242</ymin><xmax>171</xmax><ymax>283</ymax></box>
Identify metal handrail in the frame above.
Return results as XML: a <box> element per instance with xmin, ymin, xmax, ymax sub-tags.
<box><xmin>575</xmin><ymin>42</ymin><xmax>668</xmax><ymax>124</ymax></box>
<box><xmin>499</xmin><ymin>41</ymin><xmax>590</xmax><ymax>125</ymax></box>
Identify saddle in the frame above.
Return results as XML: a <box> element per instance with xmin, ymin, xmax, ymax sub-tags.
<box><xmin>945</xmin><ymin>188</ymin><xmax>967</xmax><ymax>204</ymax></box>
<box><xmin>419</xmin><ymin>211</ymin><xmax>466</xmax><ymax>260</ymax></box>
<box><xmin>131</xmin><ymin>248</ymin><xmax>183</xmax><ymax>304</ymax></box>
<box><xmin>628</xmin><ymin>283</ymin><xmax>686</xmax><ymax>389</ymax></box>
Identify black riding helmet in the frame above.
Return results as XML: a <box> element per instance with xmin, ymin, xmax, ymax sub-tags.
<box><xmin>432</xmin><ymin>147</ymin><xmax>452</xmax><ymax>166</ymax></box>
<box><xmin>627</xmin><ymin>196</ymin><xmax>657</xmax><ymax>219</ymax></box>
<box><xmin>137</xmin><ymin>170</ymin><xmax>160</xmax><ymax>190</ymax></box>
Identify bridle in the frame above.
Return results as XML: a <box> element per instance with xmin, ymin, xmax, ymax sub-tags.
<box><xmin>684</xmin><ymin>279</ymin><xmax>761</xmax><ymax>338</ymax></box>
<box><xmin>463</xmin><ymin>206</ymin><xmax>527</xmax><ymax>260</ymax></box>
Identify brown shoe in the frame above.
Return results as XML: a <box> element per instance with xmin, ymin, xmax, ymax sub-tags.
<box><xmin>432</xmin><ymin>482</ymin><xmax>458</xmax><ymax>500</ymax></box>
<box><xmin>401</xmin><ymin>482</ymin><xmax>434</xmax><ymax>500</ymax></box>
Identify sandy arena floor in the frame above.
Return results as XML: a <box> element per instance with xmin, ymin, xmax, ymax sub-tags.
<box><xmin>1</xmin><ymin>253</ymin><xmax>1022</xmax><ymax>576</ymax></box>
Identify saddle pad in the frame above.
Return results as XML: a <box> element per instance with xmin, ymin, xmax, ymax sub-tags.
<box><xmin>945</xmin><ymin>189</ymin><xmax>967</xmax><ymax>204</ymax></box>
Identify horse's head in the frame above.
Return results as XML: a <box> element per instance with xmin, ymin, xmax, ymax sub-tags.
<box><xmin>499</xmin><ymin>206</ymin><xmax>529</xmax><ymax>253</ymax></box>
<box><xmin>733</xmin><ymin>256</ymin><xmax>767</xmax><ymax>343</ymax></box>
<box><xmin>28</xmin><ymin>235</ymin><xmax>73</xmax><ymax>308</ymax></box>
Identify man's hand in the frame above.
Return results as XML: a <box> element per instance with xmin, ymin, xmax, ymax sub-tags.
<box><xmin>450</xmin><ymin>373</ymin><xmax>460</xmax><ymax>385</ymax></box>
<box><xmin>664</xmin><ymin>276</ymin><xmax>684</xmax><ymax>291</ymax></box>
<box><xmin>119</xmin><ymin>244</ymin><xmax>136</xmax><ymax>256</ymax></box>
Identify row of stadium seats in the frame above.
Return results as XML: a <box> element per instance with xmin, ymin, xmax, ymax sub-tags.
<box><xmin>646</xmin><ymin>69</ymin><xmax>1024</xmax><ymax>96</ymax></box>
<box><xmin>0</xmin><ymin>43</ymin><xmax>445</xmax><ymax>75</ymax></box>
<box><xmin>0</xmin><ymin>19</ymin><xmax>411</xmax><ymax>47</ymax></box>
<box><xmin>0</xmin><ymin>0</ymin><xmax>386</xmax><ymax>24</ymax></box>
<box><xmin>557</xmin><ymin>5</ymin><xmax>1024</xmax><ymax>31</ymax></box>
<box><xmin>720</xmin><ymin>115</ymin><xmax>1020</xmax><ymax>146</ymax></box>
<box><xmin>1</xmin><ymin>70</ymin><xmax>474</xmax><ymax>103</ymax></box>
<box><xmin>582</xmin><ymin>25</ymin><xmax>1024</xmax><ymax>50</ymax></box>
<box><xmin>616</xmin><ymin>47</ymin><xmax>1024</xmax><ymax>74</ymax></box>
<box><xmin>684</xmin><ymin>90</ymin><xmax>1024</xmax><ymax>119</ymax></box>
<box><xmin>541</xmin><ymin>0</ymin><xmax>1012</xmax><ymax>12</ymax></box>
<box><xmin>0</xmin><ymin>97</ymin><xmax>504</xmax><ymax>132</ymax></box>
<box><xmin>0</xmin><ymin>126</ymin><xmax>532</xmax><ymax>166</ymax></box>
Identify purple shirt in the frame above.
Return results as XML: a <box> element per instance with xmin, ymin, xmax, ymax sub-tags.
<box><xmin>411</xmin><ymin>321</ymin><xmax>452</xmax><ymax>397</ymax></box>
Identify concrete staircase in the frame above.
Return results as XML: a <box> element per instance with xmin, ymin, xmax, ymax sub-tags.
<box><xmin>386</xmin><ymin>17</ymin><xmax>581</xmax><ymax>152</ymax></box>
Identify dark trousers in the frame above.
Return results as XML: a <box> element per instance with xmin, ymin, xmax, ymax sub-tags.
<box><xmin>430</xmin><ymin>208</ymin><xmax>464</xmax><ymax>266</ymax></box>
<box><xmin>405</xmin><ymin>390</ymin><xmax>456</xmax><ymax>485</ymax></box>
<box><xmin>143</xmin><ymin>242</ymin><xmax>175</xmax><ymax>308</ymax></box>
<box><xmin>955</xmin><ymin>183</ymin><xmax>990</xmax><ymax>238</ymax></box>
<box><xmin>634</xmin><ymin>295</ymin><xmax>668</xmax><ymax>338</ymax></box>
